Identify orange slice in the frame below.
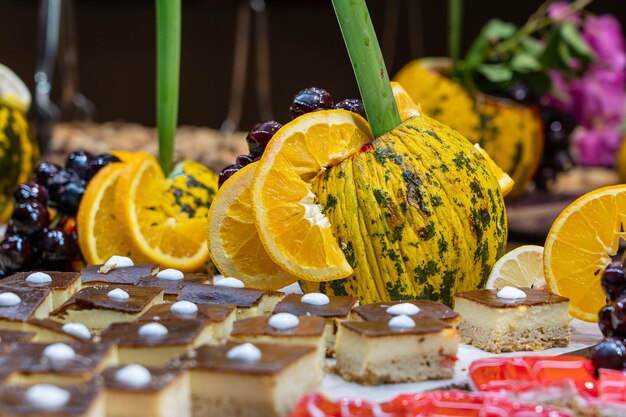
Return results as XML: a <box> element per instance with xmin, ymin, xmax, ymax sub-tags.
<box><xmin>391</xmin><ymin>81</ymin><xmax>420</xmax><ymax>121</ymax></box>
<box><xmin>251</xmin><ymin>110</ymin><xmax>373</xmax><ymax>281</ymax></box>
<box><xmin>544</xmin><ymin>185</ymin><xmax>626</xmax><ymax>322</ymax></box>
<box><xmin>474</xmin><ymin>144</ymin><xmax>514</xmax><ymax>197</ymax></box>
<box><xmin>77</xmin><ymin>163</ymin><xmax>147</xmax><ymax>264</ymax></box>
<box><xmin>115</xmin><ymin>153</ymin><xmax>208</xmax><ymax>271</ymax></box>
<box><xmin>208</xmin><ymin>163</ymin><xmax>297</xmax><ymax>290</ymax></box>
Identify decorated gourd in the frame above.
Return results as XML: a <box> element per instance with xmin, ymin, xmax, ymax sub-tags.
<box><xmin>300</xmin><ymin>110</ymin><xmax>507</xmax><ymax>305</ymax></box>
<box><xmin>0</xmin><ymin>104</ymin><xmax>39</xmax><ymax>220</ymax></box>
<box><xmin>394</xmin><ymin>58</ymin><xmax>543</xmax><ymax>197</ymax></box>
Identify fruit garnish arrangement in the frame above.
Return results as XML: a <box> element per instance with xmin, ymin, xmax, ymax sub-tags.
<box><xmin>1</xmin><ymin>0</ymin><xmax>626</xmax><ymax>416</ymax></box>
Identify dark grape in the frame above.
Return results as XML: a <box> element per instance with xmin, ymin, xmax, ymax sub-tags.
<box><xmin>289</xmin><ymin>87</ymin><xmax>333</xmax><ymax>119</ymax></box>
<box><xmin>56</xmin><ymin>181</ymin><xmax>85</xmax><ymax>216</ymax></box>
<box><xmin>66</xmin><ymin>150</ymin><xmax>95</xmax><ymax>180</ymax></box>
<box><xmin>599</xmin><ymin>304</ymin><xmax>615</xmax><ymax>337</ymax></box>
<box><xmin>602</xmin><ymin>261</ymin><xmax>626</xmax><ymax>301</ymax></box>
<box><xmin>334</xmin><ymin>99</ymin><xmax>366</xmax><ymax>119</ymax></box>
<box><xmin>611</xmin><ymin>293</ymin><xmax>626</xmax><ymax>329</ymax></box>
<box><xmin>506</xmin><ymin>81</ymin><xmax>532</xmax><ymax>103</ymax></box>
<box><xmin>13</xmin><ymin>182</ymin><xmax>48</xmax><ymax>205</ymax></box>
<box><xmin>236</xmin><ymin>154</ymin><xmax>255</xmax><ymax>167</ymax></box>
<box><xmin>218</xmin><ymin>165</ymin><xmax>240</xmax><ymax>188</ymax></box>
<box><xmin>0</xmin><ymin>235</ymin><xmax>34</xmax><ymax>271</ymax></box>
<box><xmin>33</xmin><ymin>162</ymin><xmax>61</xmax><ymax>187</ymax></box>
<box><xmin>11</xmin><ymin>202</ymin><xmax>50</xmax><ymax>236</ymax></box>
<box><xmin>246</xmin><ymin>121</ymin><xmax>283</xmax><ymax>157</ymax></box>
<box><xmin>85</xmin><ymin>154</ymin><xmax>121</xmax><ymax>180</ymax></box>
<box><xmin>38</xmin><ymin>229</ymin><xmax>77</xmax><ymax>262</ymax></box>
<box><xmin>591</xmin><ymin>338</ymin><xmax>626</xmax><ymax>371</ymax></box>
<box><xmin>47</xmin><ymin>169</ymin><xmax>82</xmax><ymax>198</ymax></box>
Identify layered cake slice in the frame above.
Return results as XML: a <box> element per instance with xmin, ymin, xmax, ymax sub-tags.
<box><xmin>136</xmin><ymin>270</ymin><xmax>213</xmax><ymax>302</ymax></box>
<box><xmin>273</xmin><ymin>293</ymin><xmax>358</xmax><ymax>356</ymax></box>
<box><xmin>1</xmin><ymin>272</ymin><xmax>81</xmax><ymax>309</ymax></box>
<box><xmin>80</xmin><ymin>258</ymin><xmax>158</xmax><ymax>286</ymax></box>
<box><xmin>0</xmin><ymin>342</ymin><xmax>116</xmax><ymax>385</ymax></box>
<box><xmin>49</xmin><ymin>285</ymin><xmax>164</xmax><ymax>331</ymax></box>
<box><xmin>178</xmin><ymin>283</ymin><xmax>283</xmax><ymax>319</ymax></box>
<box><xmin>454</xmin><ymin>287</ymin><xmax>571</xmax><ymax>353</ymax></box>
<box><xmin>100</xmin><ymin>320</ymin><xmax>212</xmax><ymax>366</ymax></box>
<box><xmin>138</xmin><ymin>301</ymin><xmax>236</xmax><ymax>339</ymax></box>
<box><xmin>231</xmin><ymin>313</ymin><xmax>326</xmax><ymax>362</ymax></box>
<box><xmin>334</xmin><ymin>315</ymin><xmax>458</xmax><ymax>384</ymax></box>
<box><xmin>351</xmin><ymin>300</ymin><xmax>460</xmax><ymax>328</ymax></box>
<box><xmin>0</xmin><ymin>382</ymin><xmax>105</xmax><ymax>417</ymax></box>
<box><xmin>0</xmin><ymin>286</ymin><xmax>53</xmax><ymax>332</ymax></box>
<box><xmin>102</xmin><ymin>364</ymin><xmax>191</xmax><ymax>417</ymax></box>
<box><xmin>176</xmin><ymin>341</ymin><xmax>321</xmax><ymax>417</ymax></box>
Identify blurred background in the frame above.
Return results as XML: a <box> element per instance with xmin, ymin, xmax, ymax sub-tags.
<box><xmin>2</xmin><ymin>0</ymin><xmax>624</xmax><ymax>129</ymax></box>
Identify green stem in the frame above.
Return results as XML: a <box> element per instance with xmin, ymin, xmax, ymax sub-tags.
<box><xmin>156</xmin><ymin>0</ymin><xmax>181</xmax><ymax>174</ymax></box>
<box><xmin>492</xmin><ymin>0</ymin><xmax>592</xmax><ymax>57</ymax></box>
<box><xmin>448</xmin><ymin>0</ymin><xmax>462</xmax><ymax>74</ymax></box>
<box><xmin>331</xmin><ymin>0</ymin><xmax>401</xmax><ymax>139</ymax></box>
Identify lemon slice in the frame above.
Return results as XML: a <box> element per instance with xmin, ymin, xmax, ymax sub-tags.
<box><xmin>0</xmin><ymin>64</ymin><xmax>31</xmax><ymax>112</ymax></box>
<box><xmin>485</xmin><ymin>245</ymin><xmax>546</xmax><ymax>290</ymax></box>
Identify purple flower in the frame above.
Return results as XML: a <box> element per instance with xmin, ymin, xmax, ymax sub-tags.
<box><xmin>548</xmin><ymin>1</ymin><xmax>582</xmax><ymax>25</ymax></box>
<box><xmin>546</xmin><ymin>12</ymin><xmax>626</xmax><ymax>166</ymax></box>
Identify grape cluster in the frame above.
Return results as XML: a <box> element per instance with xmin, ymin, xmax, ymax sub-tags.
<box><xmin>0</xmin><ymin>151</ymin><xmax>119</xmax><ymax>277</ymax></box>
<box><xmin>218</xmin><ymin>87</ymin><xmax>365</xmax><ymax>188</ymax></box>
<box><xmin>533</xmin><ymin>105</ymin><xmax>577</xmax><ymax>190</ymax></box>
<box><xmin>591</xmin><ymin>261</ymin><xmax>626</xmax><ymax>372</ymax></box>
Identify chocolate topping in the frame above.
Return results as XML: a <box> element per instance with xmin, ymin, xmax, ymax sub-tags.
<box><xmin>454</xmin><ymin>288</ymin><xmax>569</xmax><ymax>308</ymax></box>
<box><xmin>178</xmin><ymin>341</ymin><xmax>315</xmax><ymax>375</ymax></box>
<box><xmin>81</xmin><ymin>263</ymin><xmax>158</xmax><ymax>285</ymax></box>
<box><xmin>0</xmin><ymin>342</ymin><xmax>113</xmax><ymax>376</ymax></box>
<box><xmin>101</xmin><ymin>319</ymin><xmax>205</xmax><ymax>347</ymax></box>
<box><xmin>0</xmin><ymin>285</ymin><xmax>50</xmax><ymax>322</ymax></box>
<box><xmin>341</xmin><ymin>317</ymin><xmax>451</xmax><ymax>337</ymax></box>
<box><xmin>2</xmin><ymin>271</ymin><xmax>81</xmax><ymax>290</ymax></box>
<box><xmin>53</xmin><ymin>285</ymin><xmax>163</xmax><ymax>315</ymax></box>
<box><xmin>178</xmin><ymin>283</ymin><xmax>271</xmax><ymax>308</ymax></box>
<box><xmin>136</xmin><ymin>274</ymin><xmax>210</xmax><ymax>297</ymax></box>
<box><xmin>0</xmin><ymin>381</ymin><xmax>101</xmax><ymax>415</ymax></box>
<box><xmin>232</xmin><ymin>316</ymin><xmax>325</xmax><ymax>337</ymax></box>
<box><xmin>353</xmin><ymin>300</ymin><xmax>459</xmax><ymax>322</ymax></box>
<box><xmin>138</xmin><ymin>303</ymin><xmax>236</xmax><ymax>323</ymax></box>
<box><xmin>0</xmin><ymin>330</ymin><xmax>35</xmax><ymax>344</ymax></box>
<box><xmin>273</xmin><ymin>294</ymin><xmax>357</xmax><ymax>318</ymax></box>
<box><xmin>103</xmin><ymin>366</ymin><xmax>184</xmax><ymax>392</ymax></box>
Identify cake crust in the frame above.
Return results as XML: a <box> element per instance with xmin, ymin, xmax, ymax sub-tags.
<box><xmin>53</xmin><ymin>285</ymin><xmax>163</xmax><ymax>314</ymax></box>
<box><xmin>273</xmin><ymin>294</ymin><xmax>357</xmax><ymax>318</ymax></box>
<box><xmin>81</xmin><ymin>263</ymin><xmax>158</xmax><ymax>285</ymax></box>
<box><xmin>352</xmin><ymin>301</ymin><xmax>459</xmax><ymax>323</ymax></box>
<box><xmin>232</xmin><ymin>316</ymin><xmax>325</xmax><ymax>337</ymax></box>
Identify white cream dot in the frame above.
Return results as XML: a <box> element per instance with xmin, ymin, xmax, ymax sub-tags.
<box><xmin>0</xmin><ymin>292</ymin><xmax>21</xmax><ymax>307</ymax></box>
<box><xmin>107</xmin><ymin>288</ymin><xmax>130</xmax><ymax>301</ymax></box>
<box><xmin>61</xmin><ymin>323</ymin><xmax>91</xmax><ymax>340</ymax></box>
<box><xmin>215</xmin><ymin>277</ymin><xmax>244</xmax><ymax>288</ymax></box>
<box><xmin>269</xmin><ymin>313</ymin><xmax>300</xmax><ymax>330</ymax></box>
<box><xmin>26</xmin><ymin>272</ymin><xmax>52</xmax><ymax>285</ymax></box>
<box><xmin>138</xmin><ymin>322</ymin><xmax>168</xmax><ymax>338</ymax></box>
<box><xmin>388</xmin><ymin>314</ymin><xmax>416</xmax><ymax>329</ymax></box>
<box><xmin>42</xmin><ymin>343</ymin><xmax>76</xmax><ymax>362</ymax></box>
<box><xmin>104</xmin><ymin>255</ymin><xmax>134</xmax><ymax>269</ymax></box>
<box><xmin>170</xmin><ymin>301</ymin><xmax>198</xmax><ymax>315</ymax></box>
<box><xmin>115</xmin><ymin>364</ymin><xmax>152</xmax><ymax>387</ymax></box>
<box><xmin>26</xmin><ymin>384</ymin><xmax>70</xmax><ymax>409</ymax></box>
<box><xmin>227</xmin><ymin>343</ymin><xmax>261</xmax><ymax>362</ymax></box>
<box><xmin>497</xmin><ymin>286</ymin><xmax>527</xmax><ymax>300</ymax></box>
<box><xmin>386</xmin><ymin>303</ymin><xmax>421</xmax><ymax>316</ymax></box>
<box><xmin>301</xmin><ymin>293</ymin><xmax>329</xmax><ymax>306</ymax></box>
<box><xmin>156</xmin><ymin>268</ymin><xmax>184</xmax><ymax>281</ymax></box>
